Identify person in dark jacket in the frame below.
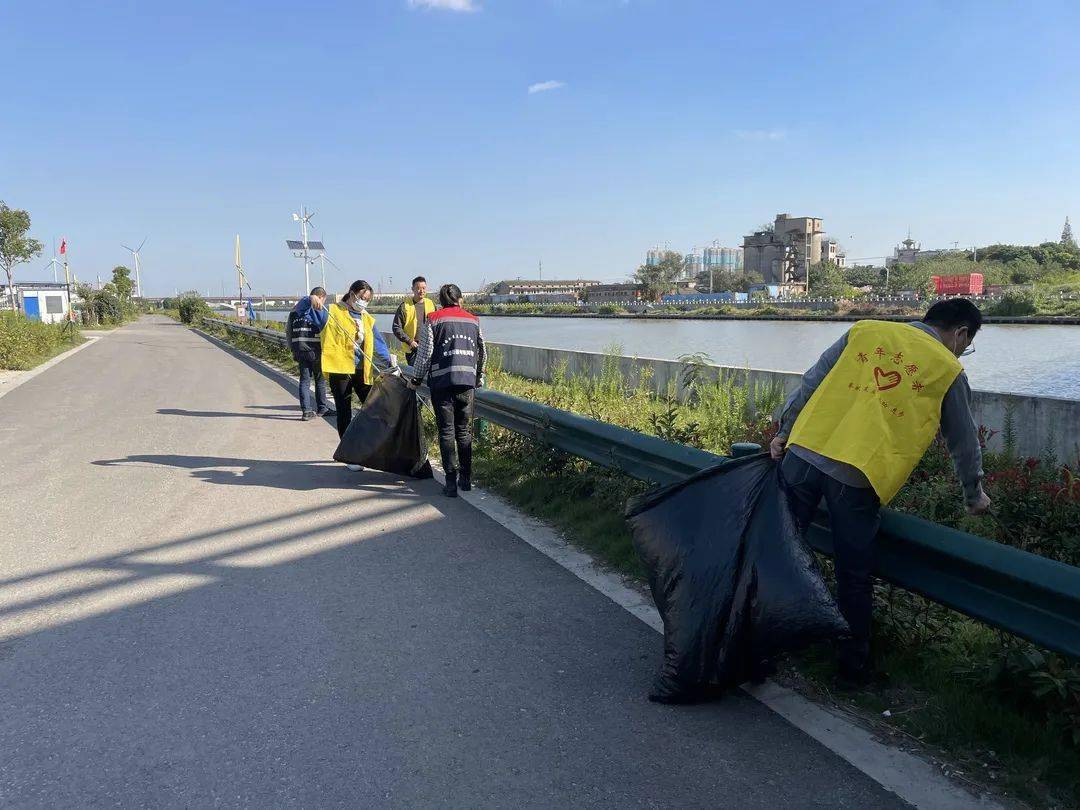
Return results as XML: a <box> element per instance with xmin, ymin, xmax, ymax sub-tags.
<box><xmin>392</xmin><ymin>276</ymin><xmax>436</xmax><ymax>367</ymax></box>
<box><xmin>287</xmin><ymin>287</ymin><xmax>330</xmax><ymax>421</ymax></box>
<box><xmin>410</xmin><ymin>283</ymin><xmax>486</xmax><ymax>498</ymax></box>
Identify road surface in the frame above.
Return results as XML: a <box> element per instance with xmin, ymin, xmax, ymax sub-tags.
<box><xmin>0</xmin><ymin>317</ymin><xmax>905</xmax><ymax>807</ymax></box>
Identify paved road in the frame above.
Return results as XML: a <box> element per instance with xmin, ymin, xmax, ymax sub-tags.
<box><xmin>0</xmin><ymin>317</ymin><xmax>904</xmax><ymax>807</ymax></box>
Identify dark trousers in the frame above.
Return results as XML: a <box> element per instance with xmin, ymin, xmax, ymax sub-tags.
<box><xmin>432</xmin><ymin>385</ymin><xmax>475</xmax><ymax>477</ymax></box>
<box><xmin>404</xmin><ymin>350</ymin><xmax>417</xmax><ymax>368</ymax></box>
<box><xmin>781</xmin><ymin>452</ymin><xmax>881</xmax><ymax>668</ymax></box>
<box><xmin>297</xmin><ymin>357</ymin><xmax>328</xmax><ymax>414</ymax></box>
<box><xmin>328</xmin><ymin>371</ymin><xmax>372</xmax><ymax>438</ymax></box>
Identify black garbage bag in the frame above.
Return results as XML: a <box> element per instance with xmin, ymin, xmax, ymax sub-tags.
<box><xmin>333</xmin><ymin>372</ymin><xmax>434</xmax><ymax>479</ymax></box>
<box><xmin>626</xmin><ymin>453</ymin><xmax>848</xmax><ymax>703</ymax></box>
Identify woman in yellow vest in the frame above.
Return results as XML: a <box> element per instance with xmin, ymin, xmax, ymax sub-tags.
<box><xmin>321</xmin><ymin>280</ymin><xmax>394</xmax><ymax>453</ymax></box>
<box><xmin>770</xmin><ymin>299</ymin><xmax>991</xmax><ymax>685</ymax></box>
<box><xmin>391</xmin><ymin>275</ymin><xmax>436</xmax><ymax>366</ymax></box>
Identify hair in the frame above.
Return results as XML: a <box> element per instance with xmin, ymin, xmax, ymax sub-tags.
<box><xmin>345</xmin><ymin>279</ymin><xmax>373</xmax><ymax>303</ymax></box>
<box><xmin>310</xmin><ymin>286</ymin><xmax>327</xmax><ymax>297</ymax></box>
<box><xmin>411</xmin><ymin>276</ymin><xmax>426</xmax><ymax>287</ymax></box>
<box><xmin>922</xmin><ymin>298</ymin><xmax>982</xmax><ymax>336</ymax></box>
<box><xmin>438</xmin><ymin>283</ymin><xmax>463</xmax><ymax>309</ymax></box>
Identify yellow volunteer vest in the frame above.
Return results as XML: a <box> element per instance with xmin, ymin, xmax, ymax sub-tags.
<box><xmin>787</xmin><ymin>321</ymin><xmax>962</xmax><ymax>504</ymax></box>
<box><xmin>401</xmin><ymin>297</ymin><xmax>436</xmax><ymax>343</ymax></box>
<box><xmin>320</xmin><ymin>302</ymin><xmax>375</xmax><ymax>384</ymax></box>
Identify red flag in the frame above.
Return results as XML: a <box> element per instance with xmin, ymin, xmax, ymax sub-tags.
<box><xmin>59</xmin><ymin>239</ymin><xmax>67</xmax><ymax>255</ymax></box>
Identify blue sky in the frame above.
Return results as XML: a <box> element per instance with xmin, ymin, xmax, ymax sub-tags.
<box><xmin>3</xmin><ymin>0</ymin><xmax>1079</xmax><ymax>296</ymax></box>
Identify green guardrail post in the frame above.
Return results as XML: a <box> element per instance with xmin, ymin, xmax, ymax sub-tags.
<box><xmin>730</xmin><ymin>442</ymin><xmax>762</xmax><ymax>458</ymax></box>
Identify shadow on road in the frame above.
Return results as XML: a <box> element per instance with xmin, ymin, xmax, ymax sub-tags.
<box><xmin>157</xmin><ymin>408</ymin><xmax>298</xmax><ymax>421</ymax></box>
<box><xmin>92</xmin><ymin>454</ymin><xmax>424</xmax><ymax>492</ymax></box>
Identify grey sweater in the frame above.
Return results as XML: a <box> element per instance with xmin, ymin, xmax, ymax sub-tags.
<box><xmin>777</xmin><ymin>321</ymin><xmax>984</xmax><ymax>504</ymax></box>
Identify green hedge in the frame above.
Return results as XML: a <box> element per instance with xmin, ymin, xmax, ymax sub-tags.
<box><xmin>0</xmin><ymin>313</ymin><xmax>83</xmax><ymax>370</ymax></box>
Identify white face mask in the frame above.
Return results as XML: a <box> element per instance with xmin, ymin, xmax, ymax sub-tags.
<box><xmin>349</xmin><ymin>296</ymin><xmax>368</xmax><ymax>311</ymax></box>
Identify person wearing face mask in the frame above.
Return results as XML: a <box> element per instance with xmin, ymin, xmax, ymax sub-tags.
<box><xmin>321</xmin><ymin>280</ymin><xmax>394</xmax><ymax>459</ymax></box>
<box><xmin>769</xmin><ymin>298</ymin><xmax>990</xmax><ymax>686</ymax></box>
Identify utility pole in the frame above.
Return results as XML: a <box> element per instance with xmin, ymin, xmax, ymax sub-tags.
<box><xmin>300</xmin><ymin>206</ymin><xmax>310</xmax><ymax>291</ymax></box>
<box><xmin>63</xmin><ymin>253</ymin><xmax>72</xmax><ymax>328</ymax></box>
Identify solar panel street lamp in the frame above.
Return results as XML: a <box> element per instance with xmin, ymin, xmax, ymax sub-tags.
<box><xmin>287</xmin><ymin>205</ymin><xmax>324</xmax><ymax>293</ymax></box>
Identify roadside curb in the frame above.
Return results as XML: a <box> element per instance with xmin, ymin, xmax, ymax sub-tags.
<box><xmin>195</xmin><ymin>322</ymin><xmax>1000</xmax><ymax>810</ymax></box>
<box><xmin>0</xmin><ymin>336</ymin><xmax>101</xmax><ymax>402</ymax></box>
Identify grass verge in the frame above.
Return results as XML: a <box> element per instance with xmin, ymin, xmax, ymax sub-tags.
<box><xmin>0</xmin><ymin>313</ymin><xmax>84</xmax><ymax>371</ymax></box>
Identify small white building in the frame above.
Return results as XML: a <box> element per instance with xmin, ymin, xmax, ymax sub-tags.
<box><xmin>16</xmin><ymin>283</ymin><xmax>72</xmax><ymax>324</ymax></box>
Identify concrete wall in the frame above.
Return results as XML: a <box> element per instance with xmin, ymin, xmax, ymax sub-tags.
<box><xmin>485</xmin><ymin>341</ymin><xmax>1080</xmax><ymax>464</ymax></box>
<box><xmin>382</xmin><ymin>330</ymin><xmax>1079</xmax><ymax>462</ymax></box>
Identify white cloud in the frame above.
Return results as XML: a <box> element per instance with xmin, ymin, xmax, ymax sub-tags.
<box><xmin>733</xmin><ymin>129</ymin><xmax>787</xmax><ymax>141</ymax></box>
<box><xmin>528</xmin><ymin>80</ymin><xmax>566</xmax><ymax>95</ymax></box>
<box><xmin>408</xmin><ymin>0</ymin><xmax>480</xmax><ymax>11</ymax></box>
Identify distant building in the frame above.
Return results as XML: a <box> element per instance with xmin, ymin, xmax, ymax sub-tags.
<box><xmin>743</xmin><ymin>214</ymin><xmax>828</xmax><ymax>288</ymax></box>
<box><xmin>490</xmin><ymin>279</ymin><xmax>601</xmax><ymax>299</ymax></box>
<box><xmin>683</xmin><ymin>251</ymin><xmax>703</xmax><ymax>281</ymax></box>
<box><xmin>583</xmin><ymin>283</ymin><xmax>646</xmax><ymax>304</ymax></box>
<box><xmin>702</xmin><ymin>245</ymin><xmax>743</xmax><ymax>273</ymax></box>
<box><xmin>886</xmin><ymin>236</ymin><xmax>958</xmax><ymax>268</ymax></box>
<box><xmin>645</xmin><ymin>248</ymin><xmax>664</xmax><ymax>267</ymax></box>
<box><xmin>489</xmin><ymin>292</ymin><xmax>577</xmax><ymax>304</ymax></box>
<box><xmin>821</xmin><ymin>239</ymin><xmax>846</xmax><ymax>268</ymax></box>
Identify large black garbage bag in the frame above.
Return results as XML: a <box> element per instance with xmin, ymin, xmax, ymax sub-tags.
<box><xmin>626</xmin><ymin>453</ymin><xmax>848</xmax><ymax>702</ymax></box>
<box><xmin>333</xmin><ymin>373</ymin><xmax>434</xmax><ymax>479</ymax></box>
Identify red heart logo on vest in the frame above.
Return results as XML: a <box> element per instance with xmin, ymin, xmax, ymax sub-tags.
<box><xmin>874</xmin><ymin>367</ymin><xmax>901</xmax><ymax>391</ymax></box>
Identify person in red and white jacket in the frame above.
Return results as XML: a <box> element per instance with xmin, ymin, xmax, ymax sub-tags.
<box><xmin>411</xmin><ymin>283</ymin><xmax>486</xmax><ymax>498</ymax></box>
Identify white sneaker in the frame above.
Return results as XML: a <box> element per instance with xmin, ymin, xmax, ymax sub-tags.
<box><xmin>346</xmin><ymin>464</ymin><xmax>363</xmax><ymax>472</ymax></box>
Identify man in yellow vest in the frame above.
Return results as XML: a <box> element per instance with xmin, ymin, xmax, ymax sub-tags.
<box><xmin>770</xmin><ymin>298</ymin><xmax>991</xmax><ymax>685</ymax></box>
<box><xmin>392</xmin><ymin>276</ymin><xmax>436</xmax><ymax>367</ymax></box>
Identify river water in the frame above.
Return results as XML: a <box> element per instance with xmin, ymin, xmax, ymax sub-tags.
<box><xmin>254</xmin><ymin>310</ymin><xmax>1080</xmax><ymax>399</ymax></box>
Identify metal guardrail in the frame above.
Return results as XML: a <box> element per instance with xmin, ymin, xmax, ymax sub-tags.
<box><xmin>203</xmin><ymin>316</ymin><xmax>1080</xmax><ymax>658</ymax></box>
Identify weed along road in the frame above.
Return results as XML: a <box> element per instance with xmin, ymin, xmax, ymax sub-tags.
<box><xmin>0</xmin><ymin>317</ymin><xmax>909</xmax><ymax>807</ymax></box>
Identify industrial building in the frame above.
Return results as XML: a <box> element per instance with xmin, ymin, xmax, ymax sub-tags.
<box><xmin>742</xmin><ymin>214</ymin><xmax>844</xmax><ymax>288</ymax></box>
<box><xmin>645</xmin><ymin>244</ymin><xmax>742</xmax><ymax>282</ymax></box>
<box><xmin>703</xmin><ymin>245</ymin><xmax>743</xmax><ymax>273</ymax></box>
<box><xmin>489</xmin><ymin>279</ymin><xmax>601</xmax><ymax>299</ymax></box>
<box><xmin>583</xmin><ymin>283</ymin><xmax>646</xmax><ymax>304</ymax></box>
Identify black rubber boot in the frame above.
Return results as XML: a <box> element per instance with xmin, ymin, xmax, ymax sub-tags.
<box><xmin>836</xmin><ymin>639</ymin><xmax>873</xmax><ymax>689</ymax></box>
<box><xmin>442</xmin><ymin>469</ymin><xmax>458</xmax><ymax>498</ymax></box>
<box><xmin>458</xmin><ymin>444</ymin><xmax>472</xmax><ymax>491</ymax></box>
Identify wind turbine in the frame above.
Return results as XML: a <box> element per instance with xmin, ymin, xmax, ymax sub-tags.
<box><xmin>43</xmin><ymin>239</ymin><xmax>63</xmax><ymax>283</ymax></box>
<box><xmin>120</xmin><ymin>238</ymin><xmax>147</xmax><ymax>298</ymax></box>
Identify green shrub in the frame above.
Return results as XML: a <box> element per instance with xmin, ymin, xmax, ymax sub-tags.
<box><xmin>0</xmin><ymin>312</ymin><xmax>82</xmax><ymax>370</ymax></box>
<box><xmin>987</xmin><ymin>290</ymin><xmax>1038</xmax><ymax>316</ymax></box>
<box><xmin>177</xmin><ymin>295</ymin><xmax>212</xmax><ymax>324</ymax></box>
<box><xmin>77</xmin><ymin>287</ymin><xmax>128</xmax><ymax>326</ymax></box>
<box><xmin>597</xmin><ymin>303</ymin><xmax>625</xmax><ymax>315</ymax></box>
